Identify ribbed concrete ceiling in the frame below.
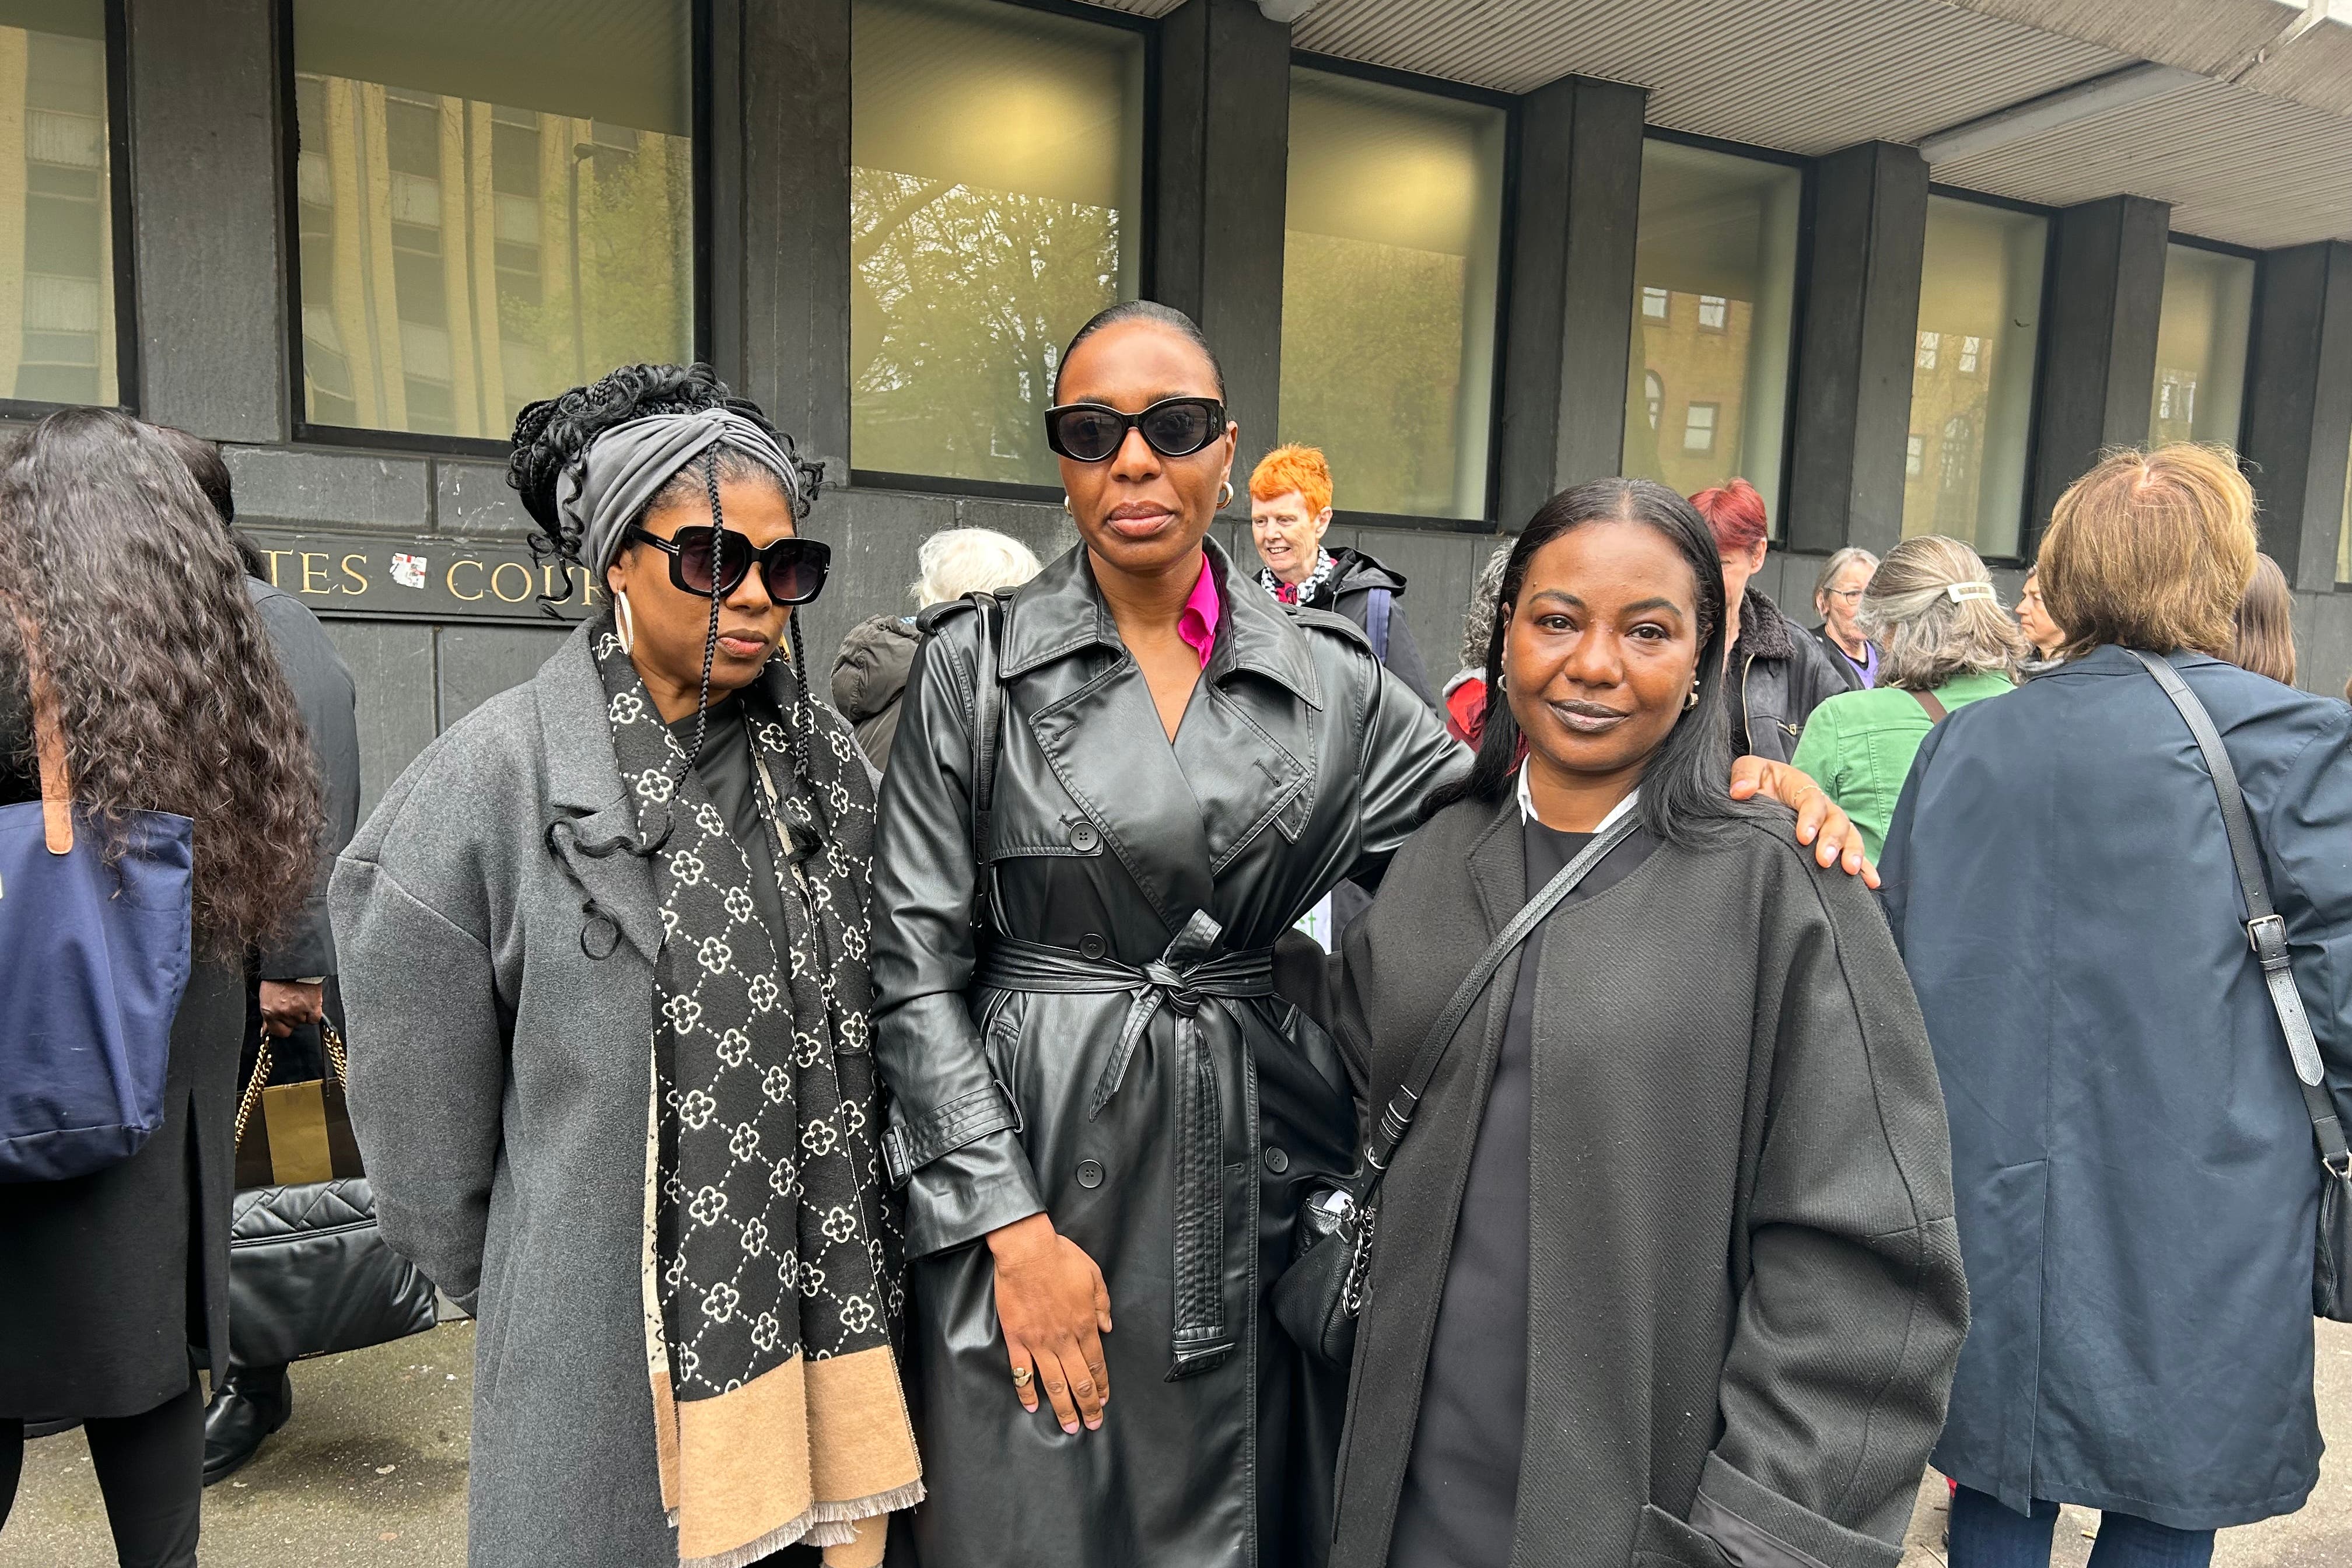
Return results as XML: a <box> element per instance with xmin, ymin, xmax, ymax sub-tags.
<box><xmin>1069</xmin><ymin>0</ymin><xmax>2352</xmax><ymax>248</ymax></box>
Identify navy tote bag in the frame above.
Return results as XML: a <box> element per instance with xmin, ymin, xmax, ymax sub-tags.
<box><xmin>0</xmin><ymin>662</ymin><xmax>192</xmax><ymax>1181</ymax></box>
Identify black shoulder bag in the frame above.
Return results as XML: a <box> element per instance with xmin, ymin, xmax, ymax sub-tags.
<box><xmin>2129</xmin><ymin>649</ymin><xmax>2352</xmax><ymax>1321</ymax></box>
<box><xmin>1273</xmin><ymin>811</ymin><xmax>1642</xmax><ymax>1366</ymax></box>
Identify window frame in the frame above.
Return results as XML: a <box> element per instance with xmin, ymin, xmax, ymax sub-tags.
<box><xmin>1924</xmin><ymin>181</ymin><xmax>2057</xmax><ymax>567</ymax></box>
<box><xmin>0</xmin><ymin>0</ymin><xmax>139</xmax><ymax>421</ymax></box>
<box><xmin>277</xmin><ymin>0</ymin><xmax>715</xmax><ymax>458</ymax></box>
<box><xmin>1287</xmin><ymin>48</ymin><xmax>1520</xmax><ymax>536</ymax></box>
<box><xmin>1681</xmin><ymin>398</ymin><xmax>1718</xmax><ymax>454</ymax></box>
<box><xmin>845</xmin><ymin>0</ymin><xmax>1160</xmax><ymax>503</ymax></box>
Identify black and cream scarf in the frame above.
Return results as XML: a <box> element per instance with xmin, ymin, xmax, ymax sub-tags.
<box><xmin>592</xmin><ymin>614</ymin><xmax>919</xmax><ymax>1568</ymax></box>
<box><xmin>1257</xmin><ymin>548</ymin><xmax>1340</xmax><ymax>607</ymax></box>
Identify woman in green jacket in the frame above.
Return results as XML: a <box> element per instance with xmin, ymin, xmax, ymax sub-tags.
<box><xmin>1790</xmin><ymin>534</ymin><xmax>2025</xmax><ymax>860</ymax></box>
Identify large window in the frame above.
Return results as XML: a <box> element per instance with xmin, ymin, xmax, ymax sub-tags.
<box><xmin>292</xmin><ymin>2</ymin><xmax>695</xmax><ymax>439</ymax></box>
<box><xmin>1621</xmin><ymin>139</ymin><xmax>1798</xmax><ymax>517</ymax></box>
<box><xmin>0</xmin><ymin>2</ymin><xmax>116</xmax><ymax>407</ymax></box>
<box><xmin>1280</xmin><ymin>68</ymin><xmax>1504</xmax><ymax>520</ymax></box>
<box><xmin>1902</xmin><ymin>195</ymin><xmax>2047</xmax><ymax>557</ymax></box>
<box><xmin>2149</xmin><ymin>242</ymin><xmax>2253</xmax><ymax>449</ymax></box>
<box><xmin>850</xmin><ymin>0</ymin><xmax>1142</xmax><ymax>488</ymax></box>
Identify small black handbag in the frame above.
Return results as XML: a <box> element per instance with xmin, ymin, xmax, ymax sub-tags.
<box><xmin>1273</xmin><ymin>813</ymin><xmax>1641</xmax><ymax>1366</ymax></box>
<box><xmin>228</xmin><ymin>1021</ymin><xmax>439</xmax><ymax>1365</ymax></box>
<box><xmin>2130</xmin><ymin>650</ymin><xmax>2352</xmax><ymax>1321</ymax></box>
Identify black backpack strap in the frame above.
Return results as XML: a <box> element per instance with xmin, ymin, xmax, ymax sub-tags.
<box><xmin>1356</xmin><ymin>809</ymin><xmax>1641</xmax><ymax>1197</ymax></box>
<box><xmin>965</xmin><ymin>590</ymin><xmax>1005</xmax><ymax>929</ymax></box>
<box><xmin>2127</xmin><ymin>649</ymin><xmax>2347</xmax><ymax>1172</ymax></box>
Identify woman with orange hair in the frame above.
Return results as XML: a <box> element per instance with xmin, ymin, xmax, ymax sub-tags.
<box><xmin>1249</xmin><ymin>443</ymin><xmax>1435</xmax><ymax>704</ymax></box>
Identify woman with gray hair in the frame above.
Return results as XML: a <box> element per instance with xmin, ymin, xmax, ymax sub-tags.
<box><xmin>1441</xmin><ymin>541</ymin><xmax>1513</xmax><ymax>744</ymax></box>
<box><xmin>1810</xmin><ymin>545</ymin><xmax>1881</xmax><ymax>689</ymax></box>
<box><xmin>1789</xmin><ymin>534</ymin><xmax>2025</xmax><ymax>858</ymax></box>
<box><xmin>834</xmin><ymin>528</ymin><xmax>1043</xmax><ymax>771</ymax></box>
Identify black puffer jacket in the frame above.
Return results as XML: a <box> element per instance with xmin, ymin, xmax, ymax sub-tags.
<box><xmin>1733</xmin><ymin>587</ymin><xmax>1852</xmax><ymax>763</ymax></box>
<box><xmin>830</xmin><ymin>612</ymin><xmax>922</xmax><ymax>771</ymax></box>
<box><xmin>1280</xmin><ymin>548</ymin><xmax>1436</xmax><ymax>706</ymax></box>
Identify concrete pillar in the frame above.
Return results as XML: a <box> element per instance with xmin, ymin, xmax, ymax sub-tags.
<box><xmin>1153</xmin><ymin>0</ymin><xmax>1292</xmax><ymax>495</ymax></box>
<box><xmin>2242</xmin><ymin>241</ymin><xmax>2352</xmax><ymax>590</ymax></box>
<box><xmin>1783</xmin><ymin>142</ymin><xmax>1929</xmax><ymax>557</ymax></box>
<box><xmin>709</xmin><ymin>0</ymin><xmax>853</xmax><ymax>474</ymax></box>
<box><xmin>1494</xmin><ymin>75</ymin><xmax>1646</xmax><ymax>530</ymax></box>
<box><xmin>2026</xmin><ymin>194</ymin><xmax>2171</xmax><ymax>539</ymax></box>
<box><xmin>123</xmin><ymin>0</ymin><xmax>287</xmax><ymax>441</ymax></box>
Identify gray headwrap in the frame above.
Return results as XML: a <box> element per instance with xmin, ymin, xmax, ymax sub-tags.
<box><xmin>558</xmin><ymin>408</ymin><xmax>802</xmax><ymax>578</ymax></box>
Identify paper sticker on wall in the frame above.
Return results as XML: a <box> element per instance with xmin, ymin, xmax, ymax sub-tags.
<box><xmin>390</xmin><ymin>553</ymin><xmax>428</xmax><ymax>589</ymax></box>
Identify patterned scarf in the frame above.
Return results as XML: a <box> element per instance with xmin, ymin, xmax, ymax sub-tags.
<box><xmin>592</xmin><ymin>614</ymin><xmax>920</xmax><ymax>1568</ymax></box>
<box><xmin>1258</xmin><ymin>548</ymin><xmax>1340</xmax><ymax>607</ymax></box>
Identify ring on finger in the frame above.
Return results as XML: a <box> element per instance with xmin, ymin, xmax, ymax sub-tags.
<box><xmin>1012</xmin><ymin>1365</ymin><xmax>1033</xmax><ymax>1388</ymax></box>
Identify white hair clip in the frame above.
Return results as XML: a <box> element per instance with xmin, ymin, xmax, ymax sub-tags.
<box><xmin>1946</xmin><ymin>581</ymin><xmax>1998</xmax><ymax>604</ymax></box>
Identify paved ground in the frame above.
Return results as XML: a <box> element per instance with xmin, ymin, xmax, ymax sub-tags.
<box><xmin>8</xmin><ymin>1319</ymin><xmax>2351</xmax><ymax>1565</ymax></box>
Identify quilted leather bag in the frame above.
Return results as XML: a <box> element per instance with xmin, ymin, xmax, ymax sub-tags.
<box><xmin>228</xmin><ymin>1021</ymin><xmax>436</xmax><ymax>1364</ymax></box>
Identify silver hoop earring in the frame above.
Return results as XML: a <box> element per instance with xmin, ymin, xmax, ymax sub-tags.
<box><xmin>1494</xmin><ymin>670</ymin><xmax>1507</xmax><ymax>692</ymax></box>
<box><xmin>614</xmin><ymin>589</ymin><xmax>637</xmax><ymax>656</ymax></box>
<box><xmin>1218</xmin><ymin>480</ymin><xmax>1236</xmax><ymax>510</ymax></box>
<box><xmin>1684</xmin><ymin>681</ymin><xmax>1699</xmax><ymax>710</ymax></box>
<box><xmin>1062</xmin><ymin>494</ymin><xmax>1074</xmax><ymax>516</ymax></box>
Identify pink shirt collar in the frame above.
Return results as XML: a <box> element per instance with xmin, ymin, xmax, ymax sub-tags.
<box><xmin>1177</xmin><ymin>551</ymin><xmax>1220</xmax><ymax>669</ymax></box>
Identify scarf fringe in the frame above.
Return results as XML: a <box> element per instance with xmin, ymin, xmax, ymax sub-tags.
<box><xmin>673</xmin><ymin>1480</ymin><xmax>930</xmax><ymax>1568</ymax></box>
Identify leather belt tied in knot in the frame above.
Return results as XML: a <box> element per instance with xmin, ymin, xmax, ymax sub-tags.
<box><xmin>977</xmin><ymin>909</ymin><xmax>1273</xmax><ymax>1382</ymax></box>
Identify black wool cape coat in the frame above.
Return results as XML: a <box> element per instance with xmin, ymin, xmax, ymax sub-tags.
<box><xmin>1331</xmin><ymin>791</ymin><xmax>1969</xmax><ymax>1568</ymax></box>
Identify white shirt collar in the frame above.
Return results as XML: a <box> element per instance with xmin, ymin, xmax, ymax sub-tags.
<box><xmin>1517</xmin><ymin>763</ymin><xmax>1641</xmax><ymax>834</ymax></box>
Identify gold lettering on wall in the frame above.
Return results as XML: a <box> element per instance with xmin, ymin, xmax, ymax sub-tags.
<box><xmin>489</xmin><ymin>562</ymin><xmax>534</xmax><ymax>603</ymax></box>
<box><xmin>299</xmin><ymin>553</ymin><xmax>331</xmax><ymax>595</ymax></box>
<box><xmin>447</xmin><ymin>559</ymin><xmax>487</xmax><ymax>601</ymax></box>
<box><xmin>340</xmin><ymin>554</ymin><xmax>370</xmax><ymax>594</ymax></box>
<box><xmin>264</xmin><ymin>550</ymin><xmax>295</xmax><ymax>588</ymax></box>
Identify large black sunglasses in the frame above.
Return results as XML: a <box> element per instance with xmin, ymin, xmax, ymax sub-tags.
<box><xmin>626</xmin><ymin>524</ymin><xmax>831</xmax><ymax>605</ymax></box>
<box><xmin>1043</xmin><ymin>397</ymin><xmax>1227</xmax><ymax>464</ymax></box>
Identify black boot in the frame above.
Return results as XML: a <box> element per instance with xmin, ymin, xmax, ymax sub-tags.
<box><xmin>201</xmin><ymin>1364</ymin><xmax>291</xmax><ymax>1486</ymax></box>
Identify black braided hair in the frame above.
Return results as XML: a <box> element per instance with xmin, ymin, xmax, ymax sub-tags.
<box><xmin>507</xmin><ymin>361</ymin><xmax>821</xmax><ymax>575</ymax></box>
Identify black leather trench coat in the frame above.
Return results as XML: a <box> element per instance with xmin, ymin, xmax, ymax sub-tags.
<box><xmin>870</xmin><ymin>541</ymin><xmax>1465</xmax><ymax>1568</ymax></box>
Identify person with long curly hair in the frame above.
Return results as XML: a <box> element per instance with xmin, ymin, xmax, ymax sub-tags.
<box><xmin>1</xmin><ymin>408</ymin><xmax>323</xmax><ymax>1568</ymax></box>
<box><xmin>330</xmin><ymin>363</ymin><xmax>919</xmax><ymax>1568</ymax></box>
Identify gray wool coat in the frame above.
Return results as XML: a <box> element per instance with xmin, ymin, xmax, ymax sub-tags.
<box><xmin>331</xmin><ymin>625</ymin><xmax>855</xmax><ymax>1567</ymax></box>
<box><xmin>1331</xmin><ymin>792</ymin><xmax>1969</xmax><ymax>1568</ymax></box>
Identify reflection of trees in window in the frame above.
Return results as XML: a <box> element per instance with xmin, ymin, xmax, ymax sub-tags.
<box><xmin>15</xmin><ymin>28</ymin><xmax>113</xmax><ymax>406</ymax></box>
<box><xmin>849</xmin><ymin>167</ymin><xmax>1121</xmax><ymax>487</ymax></box>
<box><xmin>1936</xmin><ymin>412</ymin><xmax>1976</xmax><ymax>533</ymax></box>
<box><xmin>1644</xmin><ymin>370</ymin><xmax>1662</xmax><ymax>430</ymax></box>
<box><xmin>1280</xmin><ymin>231</ymin><xmax>1467</xmax><ymax>518</ymax></box>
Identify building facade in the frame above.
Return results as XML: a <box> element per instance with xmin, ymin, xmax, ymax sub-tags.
<box><xmin>10</xmin><ymin>0</ymin><xmax>2352</xmax><ymax>811</ymax></box>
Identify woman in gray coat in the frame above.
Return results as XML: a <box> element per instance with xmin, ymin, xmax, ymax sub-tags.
<box><xmin>1881</xmin><ymin>446</ymin><xmax>2352</xmax><ymax>1567</ymax></box>
<box><xmin>1331</xmin><ymin>480</ymin><xmax>1965</xmax><ymax>1568</ymax></box>
<box><xmin>332</xmin><ymin>365</ymin><xmax>919</xmax><ymax>1568</ymax></box>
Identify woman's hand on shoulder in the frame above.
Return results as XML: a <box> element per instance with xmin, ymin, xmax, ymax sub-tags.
<box><xmin>1728</xmin><ymin>757</ymin><xmax>1879</xmax><ymax>888</ymax></box>
<box><xmin>985</xmin><ymin>1212</ymin><xmax>1112</xmax><ymax>1435</ymax></box>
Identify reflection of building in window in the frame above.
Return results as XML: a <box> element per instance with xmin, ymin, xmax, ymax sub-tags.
<box><xmin>291</xmin><ymin>2</ymin><xmax>695</xmax><ymax>438</ymax></box>
<box><xmin>1641</xmin><ymin>286</ymin><xmax>1668</xmax><ymax>320</ymax></box>
<box><xmin>1917</xmin><ymin>331</ymin><xmax>1940</xmax><ymax>370</ymax></box>
<box><xmin>1697</xmin><ymin>295</ymin><xmax>1726</xmax><ymax>332</ymax></box>
<box><xmin>1683</xmin><ymin>401</ymin><xmax>1717</xmax><ymax>453</ymax></box>
<box><xmin>3</xmin><ymin>16</ymin><xmax>117</xmax><ymax>407</ymax></box>
<box><xmin>1958</xmin><ymin>335</ymin><xmax>1980</xmax><ymax>374</ymax></box>
<box><xmin>2149</xmin><ymin>243</ymin><xmax>2253</xmax><ymax>449</ymax></box>
<box><xmin>1936</xmin><ymin>413</ymin><xmax>1975</xmax><ymax>532</ymax></box>
<box><xmin>1906</xmin><ymin>433</ymin><xmax>1924</xmax><ymax>477</ymax></box>
<box><xmin>1644</xmin><ymin>370</ymin><xmax>1662</xmax><ymax>430</ymax></box>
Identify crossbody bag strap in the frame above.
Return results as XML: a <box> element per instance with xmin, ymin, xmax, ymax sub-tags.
<box><xmin>2127</xmin><ymin>649</ymin><xmax>2347</xmax><ymax>1171</ymax></box>
<box><xmin>1356</xmin><ymin>810</ymin><xmax>1641</xmax><ymax>1197</ymax></box>
<box><xmin>11</xmin><ymin>615</ymin><xmax>74</xmax><ymax>854</ymax></box>
<box><xmin>964</xmin><ymin>590</ymin><xmax>1005</xmax><ymax>928</ymax></box>
<box><xmin>1910</xmin><ymin>688</ymin><xmax>1948</xmax><ymax>723</ymax></box>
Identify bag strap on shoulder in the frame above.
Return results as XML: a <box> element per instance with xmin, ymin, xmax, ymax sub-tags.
<box><xmin>1910</xmin><ymin>688</ymin><xmax>1948</xmax><ymax>724</ymax></box>
<box><xmin>2127</xmin><ymin>649</ymin><xmax>2347</xmax><ymax>1174</ymax></box>
<box><xmin>1356</xmin><ymin>810</ymin><xmax>1640</xmax><ymax>1199</ymax></box>
<box><xmin>12</xmin><ymin>617</ymin><xmax>74</xmax><ymax>855</ymax></box>
<box><xmin>964</xmin><ymin>590</ymin><xmax>1006</xmax><ymax>929</ymax></box>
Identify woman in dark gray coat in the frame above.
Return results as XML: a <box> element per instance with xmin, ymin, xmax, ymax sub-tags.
<box><xmin>1</xmin><ymin>410</ymin><xmax>320</xmax><ymax>1567</ymax></box>
<box><xmin>1881</xmin><ymin>446</ymin><xmax>2352</xmax><ymax>1567</ymax></box>
<box><xmin>1332</xmin><ymin>479</ymin><xmax>1966</xmax><ymax>1568</ymax></box>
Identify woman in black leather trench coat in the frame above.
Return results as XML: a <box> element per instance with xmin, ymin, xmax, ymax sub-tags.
<box><xmin>871</xmin><ymin>302</ymin><xmax>1877</xmax><ymax>1568</ymax></box>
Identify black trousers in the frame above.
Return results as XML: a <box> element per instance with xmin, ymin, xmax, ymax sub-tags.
<box><xmin>1</xmin><ymin>1380</ymin><xmax>204</xmax><ymax>1567</ymax></box>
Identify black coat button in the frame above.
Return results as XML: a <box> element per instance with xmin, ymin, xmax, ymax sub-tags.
<box><xmin>1076</xmin><ymin>1158</ymin><xmax>1105</xmax><ymax>1188</ymax></box>
<box><xmin>1069</xmin><ymin>821</ymin><xmax>1101</xmax><ymax>853</ymax></box>
<box><xmin>1079</xmin><ymin>933</ymin><xmax>1107</xmax><ymax>960</ymax></box>
<box><xmin>1262</xmin><ymin>1146</ymin><xmax>1289</xmax><ymax>1174</ymax></box>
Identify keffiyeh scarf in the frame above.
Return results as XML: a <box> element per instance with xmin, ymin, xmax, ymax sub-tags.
<box><xmin>593</xmin><ymin>615</ymin><xmax>919</xmax><ymax>1568</ymax></box>
<box><xmin>1257</xmin><ymin>548</ymin><xmax>1340</xmax><ymax>607</ymax></box>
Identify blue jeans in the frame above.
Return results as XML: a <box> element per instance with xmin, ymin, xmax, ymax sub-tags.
<box><xmin>1950</xmin><ymin>1486</ymin><xmax>2214</xmax><ymax>1568</ymax></box>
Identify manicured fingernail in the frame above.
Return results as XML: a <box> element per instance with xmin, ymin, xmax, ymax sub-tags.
<box><xmin>1062</xmin><ymin>1421</ymin><xmax>1080</xmax><ymax>1434</ymax></box>
<box><xmin>1086</xmin><ymin>1418</ymin><xmax>1100</xmax><ymax>1430</ymax></box>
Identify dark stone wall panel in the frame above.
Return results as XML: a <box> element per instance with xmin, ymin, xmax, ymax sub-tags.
<box><xmin>223</xmin><ymin>447</ymin><xmax>432</xmax><ymax>530</ymax></box>
<box><xmin>319</xmin><ymin>620</ymin><xmax>436</xmax><ymax>818</ymax></box>
<box><xmin>438</xmin><ymin>460</ymin><xmax>537</xmax><ymax>538</ymax></box>
<box><xmin>2028</xmin><ymin>194</ymin><xmax>2170</xmax><ymax>535</ymax></box>
<box><xmin>2244</xmin><ymin>242</ymin><xmax>2352</xmax><ymax>590</ymax></box>
<box><xmin>435</xmin><ymin>625</ymin><xmax>570</xmax><ymax>732</ymax></box>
